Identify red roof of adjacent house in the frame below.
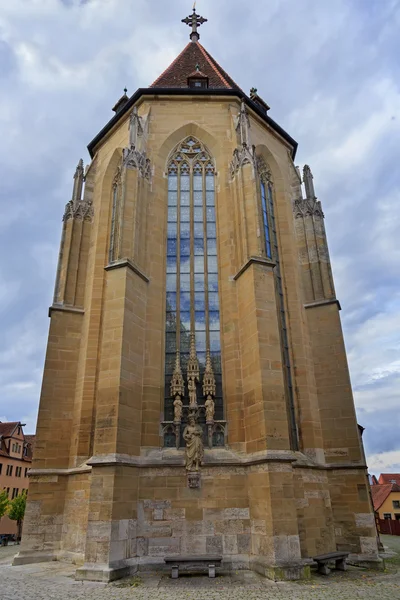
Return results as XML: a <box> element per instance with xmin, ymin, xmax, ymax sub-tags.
<box><xmin>378</xmin><ymin>473</ymin><xmax>400</xmax><ymax>486</ymax></box>
<box><xmin>150</xmin><ymin>41</ymin><xmax>242</xmax><ymax>90</ymax></box>
<box><xmin>0</xmin><ymin>421</ymin><xmax>20</xmax><ymax>437</ymax></box>
<box><xmin>371</xmin><ymin>483</ymin><xmax>400</xmax><ymax>510</ymax></box>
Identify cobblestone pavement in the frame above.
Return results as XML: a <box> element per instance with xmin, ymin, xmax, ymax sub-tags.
<box><xmin>1</xmin><ymin>541</ymin><xmax>400</xmax><ymax>600</ymax></box>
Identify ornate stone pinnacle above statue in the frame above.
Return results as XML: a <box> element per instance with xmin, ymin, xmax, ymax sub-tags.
<box><xmin>63</xmin><ymin>159</ymin><xmax>94</xmax><ymax>223</ymax></box>
<box><xmin>170</xmin><ymin>351</ymin><xmax>185</xmax><ymax>423</ymax></box>
<box><xmin>203</xmin><ymin>350</ymin><xmax>216</xmax><ymax>397</ymax></box>
<box><xmin>187</xmin><ymin>332</ymin><xmax>200</xmax><ymax>388</ymax></box>
<box><xmin>303</xmin><ymin>165</ymin><xmax>316</xmax><ymax>200</ymax></box>
<box><xmin>181</xmin><ymin>5</ymin><xmax>207</xmax><ymax>42</ymax></box>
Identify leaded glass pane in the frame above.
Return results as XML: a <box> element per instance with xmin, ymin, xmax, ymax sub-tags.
<box><xmin>206</xmin><ymin>206</ymin><xmax>215</xmax><ymax>222</ymax></box>
<box><xmin>167</xmin><ymin>256</ymin><xmax>177</xmax><ymax>273</ymax></box>
<box><xmin>180</xmin><ymin>315</ymin><xmax>191</xmax><ymax>335</ymax></box>
<box><xmin>166</xmin><ymin>312</ymin><xmax>177</xmax><ymax>332</ymax></box>
<box><xmin>181</xmin><ymin>206</ymin><xmax>190</xmax><ymax>222</ymax></box>
<box><xmin>168</xmin><ymin>223</ymin><xmax>177</xmax><ymax>239</ymax></box>
<box><xmin>194</xmin><ymin>273</ymin><xmax>205</xmax><ymax>292</ymax></box>
<box><xmin>181</xmin><ymin>192</ymin><xmax>190</xmax><ymax>206</ymax></box>
<box><xmin>210</xmin><ymin>331</ymin><xmax>221</xmax><ymax>352</ymax></box>
<box><xmin>193</xmin><ymin>222</ymin><xmax>202</xmax><ymax>237</ymax></box>
<box><xmin>207</xmin><ymin>256</ymin><xmax>218</xmax><ymax>274</ymax></box>
<box><xmin>209</xmin><ymin>311</ymin><xmax>220</xmax><ymax>331</ymax></box>
<box><xmin>208</xmin><ymin>274</ymin><xmax>219</xmax><ymax>292</ymax></box>
<box><xmin>180</xmin><ymin>292</ymin><xmax>191</xmax><ymax>312</ymax></box>
<box><xmin>165</xmin><ymin>353</ymin><xmax>176</xmax><ymax>374</ymax></box>
<box><xmin>195</xmin><ymin>311</ymin><xmax>206</xmax><ymax>331</ymax></box>
<box><xmin>206</xmin><ymin>174</ymin><xmax>215</xmax><ymax>191</ymax></box>
<box><xmin>167</xmin><ymin>239</ymin><xmax>177</xmax><ymax>255</ymax></box>
<box><xmin>194</xmin><ymin>293</ymin><xmax>205</xmax><ymax>310</ymax></box>
<box><xmin>193</xmin><ymin>174</ymin><xmax>203</xmax><ymax>191</ymax></box>
<box><xmin>180</xmin><ymin>334</ymin><xmax>190</xmax><ymax>353</ymax></box>
<box><xmin>180</xmin><ymin>274</ymin><xmax>190</xmax><ymax>292</ymax></box>
<box><xmin>180</xmin><ymin>221</ymin><xmax>190</xmax><ymax>238</ymax></box>
<box><xmin>166</xmin><ymin>332</ymin><xmax>176</xmax><ymax>353</ymax></box>
<box><xmin>168</xmin><ymin>207</ymin><xmax>177</xmax><ymax>221</ymax></box>
<box><xmin>168</xmin><ymin>175</ymin><xmax>178</xmax><ymax>191</ymax></box>
<box><xmin>208</xmin><ymin>292</ymin><xmax>219</xmax><ymax>310</ymax></box>
<box><xmin>207</xmin><ymin>238</ymin><xmax>217</xmax><ymax>255</ymax></box>
<box><xmin>166</xmin><ymin>274</ymin><xmax>176</xmax><ymax>292</ymax></box>
<box><xmin>194</xmin><ymin>256</ymin><xmax>204</xmax><ymax>273</ymax></box>
<box><xmin>168</xmin><ymin>191</ymin><xmax>177</xmax><ymax>206</ymax></box>
<box><xmin>194</xmin><ymin>207</ymin><xmax>203</xmax><ymax>221</ymax></box>
<box><xmin>180</xmin><ymin>255</ymin><xmax>190</xmax><ymax>274</ymax></box>
<box><xmin>207</xmin><ymin>222</ymin><xmax>216</xmax><ymax>238</ymax></box>
<box><xmin>206</xmin><ymin>191</ymin><xmax>214</xmax><ymax>206</ymax></box>
<box><xmin>194</xmin><ymin>238</ymin><xmax>204</xmax><ymax>255</ymax></box>
<box><xmin>181</xmin><ymin>175</ymin><xmax>190</xmax><ymax>191</ymax></box>
<box><xmin>194</xmin><ymin>191</ymin><xmax>203</xmax><ymax>206</ymax></box>
<box><xmin>166</xmin><ymin>292</ymin><xmax>176</xmax><ymax>311</ymax></box>
<box><xmin>196</xmin><ymin>331</ymin><xmax>206</xmax><ymax>352</ymax></box>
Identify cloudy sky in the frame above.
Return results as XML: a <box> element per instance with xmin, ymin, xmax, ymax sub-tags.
<box><xmin>0</xmin><ymin>0</ymin><xmax>399</xmax><ymax>474</ymax></box>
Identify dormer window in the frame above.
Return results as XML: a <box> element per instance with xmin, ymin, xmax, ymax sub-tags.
<box><xmin>188</xmin><ymin>64</ymin><xmax>208</xmax><ymax>89</ymax></box>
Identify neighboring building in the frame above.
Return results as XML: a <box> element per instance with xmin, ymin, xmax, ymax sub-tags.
<box><xmin>378</xmin><ymin>474</ymin><xmax>400</xmax><ymax>486</ymax></box>
<box><xmin>14</xmin><ymin>9</ymin><xmax>380</xmax><ymax>582</ymax></box>
<box><xmin>0</xmin><ymin>422</ymin><xmax>34</xmax><ymax>536</ymax></box>
<box><xmin>371</xmin><ymin>474</ymin><xmax>400</xmax><ymax>520</ymax></box>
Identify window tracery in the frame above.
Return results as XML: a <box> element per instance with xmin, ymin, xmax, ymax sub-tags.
<box><xmin>257</xmin><ymin>156</ymin><xmax>298</xmax><ymax>449</ymax></box>
<box><xmin>163</xmin><ymin>137</ymin><xmax>224</xmax><ymax>448</ymax></box>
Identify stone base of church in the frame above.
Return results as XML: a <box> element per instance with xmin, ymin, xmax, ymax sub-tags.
<box><xmin>348</xmin><ymin>554</ymin><xmax>385</xmax><ymax>570</ymax></box>
<box><xmin>250</xmin><ymin>557</ymin><xmax>312</xmax><ymax>581</ymax></box>
<box><xmin>13</xmin><ymin>551</ymin><xmax>57</xmax><ymax>566</ymax></box>
<box><xmin>75</xmin><ymin>562</ymin><xmax>138</xmax><ymax>583</ymax></box>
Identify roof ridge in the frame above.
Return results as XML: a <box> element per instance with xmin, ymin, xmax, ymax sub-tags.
<box><xmin>199</xmin><ymin>43</ymin><xmax>243</xmax><ymax>92</ymax></box>
<box><xmin>197</xmin><ymin>42</ymin><xmax>230</xmax><ymax>88</ymax></box>
<box><xmin>150</xmin><ymin>42</ymin><xmax>192</xmax><ymax>87</ymax></box>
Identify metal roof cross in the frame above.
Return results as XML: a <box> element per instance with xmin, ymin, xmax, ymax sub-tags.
<box><xmin>182</xmin><ymin>6</ymin><xmax>208</xmax><ymax>42</ymax></box>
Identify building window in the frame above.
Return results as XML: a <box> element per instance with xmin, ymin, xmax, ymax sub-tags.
<box><xmin>393</xmin><ymin>501</ymin><xmax>400</xmax><ymax>509</ymax></box>
<box><xmin>257</xmin><ymin>156</ymin><xmax>298</xmax><ymax>450</ymax></box>
<box><xmin>0</xmin><ymin>463</ymin><xmax>2</xmax><ymax>475</ymax></box>
<box><xmin>6</xmin><ymin>465</ymin><xmax>13</xmax><ymax>477</ymax></box>
<box><xmin>24</xmin><ymin>467</ymin><xmax>28</xmax><ymax>477</ymax></box>
<box><xmin>164</xmin><ymin>136</ymin><xmax>223</xmax><ymax>446</ymax></box>
<box><xmin>189</xmin><ymin>78</ymin><xmax>208</xmax><ymax>89</ymax></box>
<box><xmin>4</xmin><ymin>487</ymin><xmax>10</xmax><ymax>497</ymax></box>
<box><xmin>109</xmin><ymin>165</ymin><xmax>122</xmax><ymax>263</ymax></box>
<box><xmin>383</xmin><ymin>513</ymin><xmax>392</xmax><ymax>520</ymax></box>
<box><xmin>11</xmin><ymin>488</ymin><xmax>18</xmax><ymax>499</ymax></box>
<box><xmin>15</xmin><ymin>466</ymin><xmax>21</xmax><ymax>477</ymax></box>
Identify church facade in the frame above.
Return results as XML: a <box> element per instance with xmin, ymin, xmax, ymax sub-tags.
<box><xmin>14</xmin><ymin>10</ymin><xmax>380</xmax><ymax>582</ymax></box>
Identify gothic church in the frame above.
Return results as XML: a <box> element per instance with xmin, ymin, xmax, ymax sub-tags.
<box><xmin>14</xmin><ymin>9</ymin><xmax>380</xmax><ymax>582</ymax></box>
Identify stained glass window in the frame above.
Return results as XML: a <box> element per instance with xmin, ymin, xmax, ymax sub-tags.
<box><xmin>164</xmin><ymin>137</ymin><xmax>223</xmax><ymax>440</ymax></box>
<box><xmin>257</xmin><ymin>156</ymin><xmax>298</xmax><ymax>450</ymax></box>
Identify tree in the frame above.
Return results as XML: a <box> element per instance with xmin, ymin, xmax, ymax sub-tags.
<box><xmin>0</xmin><ymin>490</ymin><xmax>9</xmax><ymax>520</ymax></box>
<box><xmin>8</xmin><ymin>491</ymin><xmax>27</xmax><ymax>541</ymax></box>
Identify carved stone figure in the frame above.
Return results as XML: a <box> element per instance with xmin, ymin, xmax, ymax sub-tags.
<box><xmin>188</xmin><ymin>377</ymin><xmax>197</xmax><ymax>409</ymax></box>
<box><xmin>183</xmin><ymin>414</ymin><xmax>204</xmax><ymax>472</ymax></box>
<box><xmin>205</xmin><ymin>395</ymin><xmax>215</xmax><ymax>423</ymax></box>
<box><xmin>173</xmin><ymin>396</ymin><xmax>183</xmax><ymax>423</ymax></box>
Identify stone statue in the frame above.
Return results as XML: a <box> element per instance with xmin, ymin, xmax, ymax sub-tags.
<box><xmin>183</xmin><ymin>414</ymin><xmax>204</xmax><ymax>472</ymax></box>
<box><xmin>188</xmin><ymin>377</ymin><xmax>197</xmax><ymax>408</ymax></box>
<box><xmin>173</xmin><ymin>396</ymin><xmax>183</xmax><ymax>422</ymax></box>
<box><xmin>205</xmin><ymin>395</ymin><xmax>215</xmax><ymax>422</ymax></box>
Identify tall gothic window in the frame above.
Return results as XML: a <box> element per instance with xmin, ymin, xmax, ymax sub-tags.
<box><xmin>164</xmin><ymin>137</ymin><xmax>224</xmax><ymax>448</ymax></box>
<box><xmin>257</xmin><ymin>157</ymin><xmax>298</xmax><ymax>450</ymax></box>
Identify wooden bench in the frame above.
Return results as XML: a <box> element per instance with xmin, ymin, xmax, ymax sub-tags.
<box><xmin>164</xmin><ymin>555</ymin><xmax>222</xmax><ymax>578</ymax></box>
<box><xmin>313</xmin><ymin>551</ymin><xmax>349</xmax><ymax>575</ymax></box>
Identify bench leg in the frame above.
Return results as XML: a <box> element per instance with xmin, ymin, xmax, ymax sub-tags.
<box><xmin>336</xmin><ymin>558</ymin><xmax>347</xmax><ymax>571</ymax></box>
<box><xmin>208</xmin><ymin>564</ymin><xmax>216</xmax><ymax>578</ymax></box>
<box><xmin>318</xmin><ymin>563</ymin><xmax>331</xmax><ymax>575</ymax></box>
<box><xmin>171</xmin><ymin>565</ymin><xmax>179</xmax><ymax>579</ymax></box>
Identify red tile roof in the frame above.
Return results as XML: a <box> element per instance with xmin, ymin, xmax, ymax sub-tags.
<box><xmin>150</xmin><ymin>41</ymin><xmax>242</xmax><ymax>91</ymax></box>
<box><xmin>0</xmin><ymin>422</ymin><xmax>19</xmax><ymax>437</ymax></box>
<box><xmin>371</xmin><ymin>483</ymin><xmax>400</xmax><ymax>510</ymax></box>
<box><xmin>379</xmin><ymin>473</ymin><xmax>400</xmax><ymax>485</ymax></box>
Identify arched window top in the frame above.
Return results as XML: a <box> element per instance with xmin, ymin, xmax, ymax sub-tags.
<box><xmin>168</xmin><ymin>136</ymin><xmax>215</xmax><ymax>175</ymax></box>
<box><xmin>256</xmin><ymin>155</ymin><xmax>273</xmax><ymax>185</ymax></box>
